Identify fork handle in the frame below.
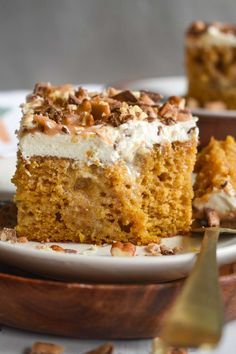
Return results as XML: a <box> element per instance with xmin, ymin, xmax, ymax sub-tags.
<box><xmin>161</xmin><ymin>228</ymin><xmax>224</xmax><ymax>348</ymax></box>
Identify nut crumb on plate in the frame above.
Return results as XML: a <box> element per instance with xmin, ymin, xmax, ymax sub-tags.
<box><xmin>160</xmin><ymin>245</ymin><xmax>181</xmax><ymax>256</ymax></box>
<box><xmin>110</xmin><ymin>241</ymin><xmax>136</xmax><ymax>257</ymax></box>
<box><xmin>50</xmin><ymin>244</ymin><xmax>65</xmax><ymax>252</ymax></box>
<box><xmin>17</xmin><ymin>236</ymin><xmax>28</xmax><ymax>243</ymax></box>
<box><xmin>145</xmin><ymin>243</ymin><xmax>161</xmax><ymax>256</ymax></box>
<box><xmin>84</xmin><ymin>343</ymin><xmax>113</xmax><ymax>354</ymax></box>
<box><xmin>0</xmin><ymin>227</ymin><xmax>17</xmax><ymax>242</ymax></box>
<box><xmin>29</xmin><ymin>342</ymin><xmax>64</xmax><ymax>354</ymax></box>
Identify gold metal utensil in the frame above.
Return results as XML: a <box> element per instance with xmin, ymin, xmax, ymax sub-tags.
<box><xmin>160</xmin><ymin>227</ymin><xmax>224</xmax><ymax>348</ymax></box>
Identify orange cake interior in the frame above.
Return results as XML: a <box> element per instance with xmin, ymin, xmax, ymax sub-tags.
<box><xmin>193</xmin><ymin>136</ymin><xmax>236</xmax><ymax>221</ymax></box>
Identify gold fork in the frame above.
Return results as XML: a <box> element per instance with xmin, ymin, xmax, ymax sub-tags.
<box><xmin>160</xmin><ymin>227</ymin><xmax>224</xmax><ymax>348</ymax></box>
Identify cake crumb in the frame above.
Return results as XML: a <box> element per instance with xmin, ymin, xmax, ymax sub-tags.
<box><xmin>29</xmin><ymin>341</ymin><xmax>64</xmax><ymax>354</ymax></box>
<box><xmin>17</xmin><ymin>236</ymin><xmax>28</xmax><ymax>243</ymax></box>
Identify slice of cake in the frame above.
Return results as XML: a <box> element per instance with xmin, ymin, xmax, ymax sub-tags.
<box><xmin>193</xmin><ymin>136</ymin><xmax>236</xmax><ymax>223</ymax></box>
<box><xmin>186</xmin><ymin>21</ymin><xmax>236</xmax><ymax>109</ymax></box>
<box><xmin>12</xmin><ymin>83</ymin><xmax>198</xmax><ymax>245</ymax></box>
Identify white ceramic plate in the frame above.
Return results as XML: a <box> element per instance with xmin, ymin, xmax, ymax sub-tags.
<box><xmin>1</xmin><ymin>82</ymin><xmax>236</xmax><ymax>284</ymax></box>
<box><xmin>117</xmin><ymin>75</ymin><xmax>236</xmax><ymax>118</ymax></box>
<box><xmin>1</xmin><ymin>233</ymin><xmax>236</xmax><ymax>283</ymax></box>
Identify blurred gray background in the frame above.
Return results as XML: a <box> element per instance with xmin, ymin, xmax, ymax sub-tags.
<box><xmin>0</xmin><ymin>0</ymin><xmax>235</xmax><ymax>90</ymax></box>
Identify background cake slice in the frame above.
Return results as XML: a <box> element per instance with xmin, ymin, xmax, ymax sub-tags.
<box><xmin>186</xmin><ymin>21</ymin><xmax>236</xmax><ymax>109</ymax></box>
<box><xmin>13</xmin><ymin>83</ymin><xmax>198</xmax><ymax>245</ymax></box>
<box><xmin>193</xmin><ymin>136</ymin><xmax>236</xmax><ymax>223</ymax></box>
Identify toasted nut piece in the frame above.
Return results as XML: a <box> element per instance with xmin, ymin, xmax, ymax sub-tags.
<box><xmin>0</xmin><ymin>227</ymin><xmax>17</xmax><ymax>242</ymax></box>
<box><xmin>91</xmin><ymin>101</ymin><xmax>111</xmax><ymax>121</ymax></box>
<box><xmin>160</xmin><ymin>244</ymin><xmax>177</xmax><ymax>255</ymax></box>
<box><xmin>30</xmin><ymin>341</ymin><xmax>64</xmax><ymax>354</ymax></box>
<box><xmin>50</xmin><ymin>244</ymin><xmax>65</xmax><ymax>252</ymax></box>
<box><xmin>85</xmin><ymin>343</ymin><xmax>113</xmax><ymax>354</ymax></box>
<box><xmin>176</xmin><ymin>109</ymin><xmax>192</xmax><ymax>122</ymax></box>
<box><xmin>110</xmin><ymin>241</ymin><xmax>136</xmax><ymax>257</ymax></box>
<box><xmin>168</xmin><ymin>96</ymin><xmax>185</xmax><ymax>109</ymax></box>
<box><xmin>34</xmin><ymin>115</ymin><xmax>60</xmax><ymax>135</ymax></box>
<box><xmin>204</xmin><ymin>208</ymin><xmax>220</xmax><ymax>227</ymax></box>
<box><xmin>145</xmin><ymin>243</ymin><xmax>161</xmax><ymax>256</ymax></box>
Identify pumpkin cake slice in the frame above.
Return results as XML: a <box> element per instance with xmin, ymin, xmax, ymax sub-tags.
<box><xmin>12</xmin><ymin>83</ymin><xmax>198</xmax><ymax>245</ymax></box>
<box><xmin>186</xmin><ymin>21</ymin><xmax>236</xmax><ymax>109</ymax></box>
<box><xmin>193</xmin><ymin>136</ymin><xmax>236</xmax><ymax>223</ymax></box>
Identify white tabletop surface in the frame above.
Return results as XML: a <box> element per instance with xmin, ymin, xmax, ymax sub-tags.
<box><xmin>1</xmin><ymin>321</ymin><xmax>236</xmax><ymax>354</ymax></box>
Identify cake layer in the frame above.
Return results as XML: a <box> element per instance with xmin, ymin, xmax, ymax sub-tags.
<box><xmin>193</xmin><ymin>136</ymin><xmax>236</xmax><ymax>220</ymax></box>
<box><xmin>13</xmin><ymin>139</ymin><xmax>197</xmax><ymax>244</ymax></box>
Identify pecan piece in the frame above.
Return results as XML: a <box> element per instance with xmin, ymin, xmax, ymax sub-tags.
<box><xmin>50</xmin><ymin>245</ymin><xmax>65</xmax><ymax>252</ymax></box>
<box><xmin>111</xmin><ymin>90</ymin><xmax>138</xmax><ymax>103</ymax></box>
<box><xmin>29</xmin><ymin>341</ymin><xmax>64</xmax><ymax>354</ymax></box>
<box><xmin>0</xmin><ymin>227</ymin><xmax>17</xmax><ymax>242</ymax></box>
<box><xmin>85</xmin><ymin>343</ymin><xmax>113</xmax><ymax>354</ymax></box>
<box><xmin>110</xmin><ymin>241</ymin><xmax>136</xmax><ymax>257</ymax></box>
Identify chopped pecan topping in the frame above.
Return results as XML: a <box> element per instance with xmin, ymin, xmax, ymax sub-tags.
<box><xmin>34</xmin><ymin>115</ymin><xmax>61</xmax><ymax>135</ymax></box>
<box><xmin>68</xmin><ymin>94</ymin><xmax>82</xmax><ymax>105</ymax></box>
<box><xmin>187</xmin><ymin>21</ymin><xmax>236</xmax><ymax>37</ymax></box>
<box><xmin>110</xmin><ymin>241</ymin><xmax>136</xmax><ymax>257</ymax></box>
<box><xmin>91</xmin><ymin>100</ymin><xmax>110</xmax><ymax>121</ymax></box>
<box><xmin>29</xmin><ymin>341</ymin><xmax>64</xmax><ymax>354</ymax></box>
<box><xmin>168</xmin><ymin>96</ymin><xmax>185</xmax><ymax>109</ymax></box>
<box><xmin>140</xmin><ymin>90</ymin><xmax>161</xmax><ymax>104</ymax></box>
<box><xmin>111</xmin><ymin>90</ymin><xmax>138</xmax><ymax>103</ymax></box>
<box><xmin>22</xmin><ymin>83</ymin><xmax>193</xmax><ymax>133</ymax></box>
<box><xmin>33</xmin><ymin>82</ymin><xmax>51</xmax><ymax>97</ymax></box>
<box><xmin>75</xmin><ymin>87</ymin><xmax>88</xmax><ymax>102</ymax></box>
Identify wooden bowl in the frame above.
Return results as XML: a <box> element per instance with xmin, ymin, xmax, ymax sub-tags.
<box><xmin>0</xmin><ymin>263</ymin><xmax>236</xmax><ymax>339</ymax></box>
<box><xmin>194</xmin><ymin>109</ymin><xmax>236</xmax><ymax>148</ymax></box>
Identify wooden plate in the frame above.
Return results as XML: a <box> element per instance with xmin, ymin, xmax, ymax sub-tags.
<box><xmin>0</xmin><ymin>262</ymin><xmax>236</xmax><ymax>339</ymax></box>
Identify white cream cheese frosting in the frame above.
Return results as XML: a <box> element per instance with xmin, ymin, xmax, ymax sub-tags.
<box><xmin>193</xmin><ymin>182</ymin><xmax>236</xmax><ymax>219</ymax></box>
<box><xmin>186</xmin><ymin>25</ymin><xmax>236</xmax><ymax>47</ymax></box>
<box><xmin>19</xmin><ymin>118</ymin><xmax>198</xmax><ymax>166</ymax></box>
